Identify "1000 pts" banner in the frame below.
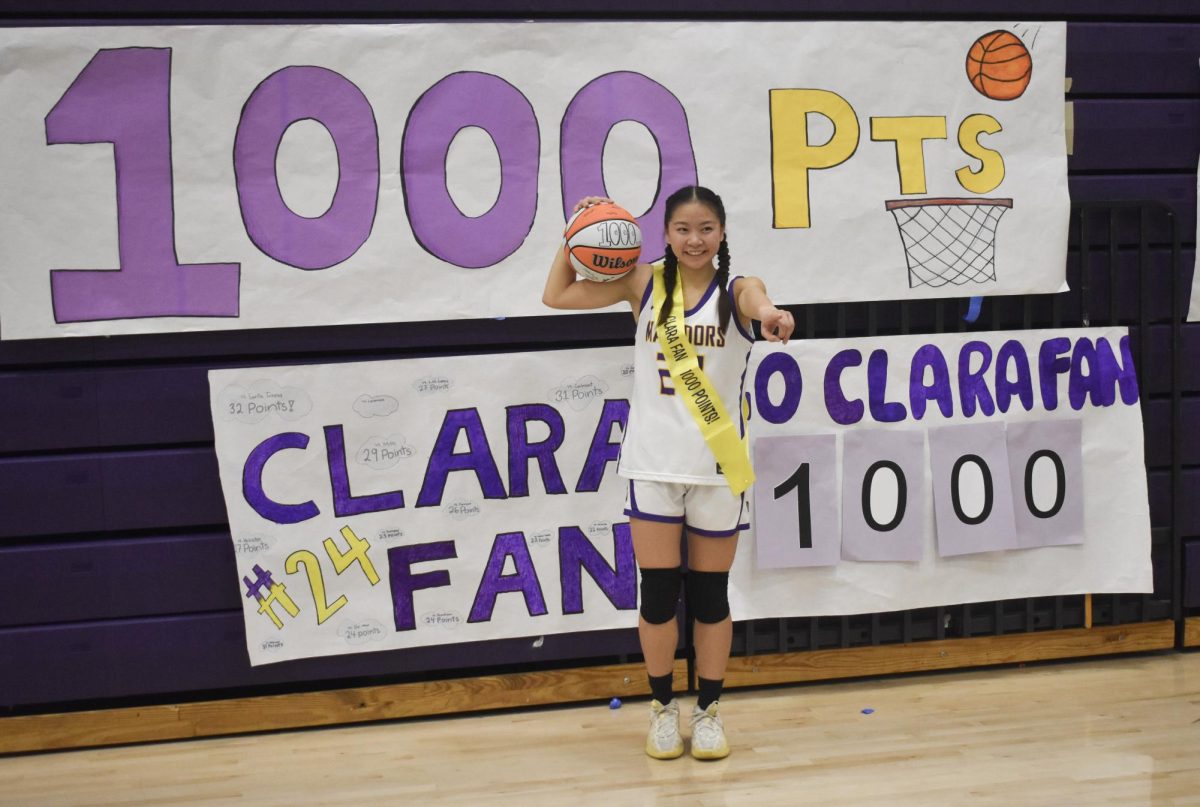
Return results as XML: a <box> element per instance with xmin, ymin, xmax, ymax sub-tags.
<box><xmin>2</xmin><ymin>21</ymin><xmax>1066</xmax><ymax>338</ymax></box>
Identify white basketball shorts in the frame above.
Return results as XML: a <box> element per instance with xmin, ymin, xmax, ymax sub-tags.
<box><xmin>623</xmin><ymin>479</ymin><xmax>750</xmax><ymax>537</ymax></box>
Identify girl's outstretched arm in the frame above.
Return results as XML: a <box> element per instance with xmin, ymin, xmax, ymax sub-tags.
<box><xmin>542</xmin><ymin>196</ymin><xmax>648</xmax><ymax>313</ymax></box>
<box><xmin>733</xmin><ymin>276</ymin><xmax>795</xmax><ymax>343</ymax></box>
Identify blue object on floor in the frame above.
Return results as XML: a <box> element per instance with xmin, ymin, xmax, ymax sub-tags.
<box><xmin>861</xmin><ymin>708</ymin><xmax>875</xmax><ymax>715</ymax></box>
<box><xmin>610</xmin><ymin>697</ymin><xmax>622</xmax><ymax>709</ymax></box>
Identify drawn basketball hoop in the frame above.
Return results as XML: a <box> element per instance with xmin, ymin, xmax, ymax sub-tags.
<box><xmin>885</xmin><ymin>197</ymin><xmax>1012</xmax><ymax>288</ymax></box>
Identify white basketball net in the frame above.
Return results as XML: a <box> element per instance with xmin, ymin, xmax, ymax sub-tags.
<box><xmin>886</xmin><ymin>199</ymin><xmax>1011</xmax><ymax>288</ymax></box>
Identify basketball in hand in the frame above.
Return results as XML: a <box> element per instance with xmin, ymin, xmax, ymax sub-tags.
<box><xmin>563</xmin><ymin>203</ymin><xmax>642</xmax><ymax>283</ymax></box>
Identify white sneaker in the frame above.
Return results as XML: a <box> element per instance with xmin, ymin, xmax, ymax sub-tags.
<box><xmin>690</xmin><ymin>701</ymin><xmax>730</xmax><ymax>760</ymax></box>
<box><xmin>645</xmin><ymin>699</ymin><xmax>684</xmax><ymax>759</ymax></box>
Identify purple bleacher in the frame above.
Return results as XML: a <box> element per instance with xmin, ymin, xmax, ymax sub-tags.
<box><xmin>1071</xmin><ymin>100</ymin><xmax>1200</xmax><ymax>172</ymax></box>
<box><xmin>1147</xmin><ymin>470</ymin><xmax>1199</xmax><ymax>533</ymax></box>
<box><xmin>1068</xmin><ymin>23</ymin><xmax>1200</xmax><ymax>95</ymax></box>
<box><xmin>1144</xmin><ymin>400</ymin><xmax>1200</xmax><ymax>468</ymax></box>
<box><xmin>0</xmin><ymin>615</ymin><xmax>643</xmax><ymax>708</ymax></box>
<box><xmin>0</xmin><ymin>533</ymin><xmax>238</xmax><ymax>628</ymax></box>
<box><xmin>1187</xmin><ymin>543</ymin><xmax>1200</xmax><ymax>608</ymax></box>
<box><xmin>1069</xmin><ymin>177</ymin><xmax>1195</xmax><ymax>245</ymax></box>
<box><xmin>0</xmin><ymin>450</ymin><xmax>224</xmax><ymax>539</ymax></box>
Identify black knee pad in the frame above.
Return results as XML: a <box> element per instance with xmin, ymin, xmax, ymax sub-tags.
<box><xmin>639</xmin><ymin>567</ymin><xmax>682</xmax><ymax>624</ymax></box>
<box><xmin>685</xmin><ymin>570</ymin><xmax>730</xmax><ymax>624</ymax></box>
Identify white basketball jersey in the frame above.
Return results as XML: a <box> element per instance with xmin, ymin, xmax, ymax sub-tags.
<box><xmin>617</xmin><ymin>272</ymin><xmax>754</xmax><ymax>485</ymax></box>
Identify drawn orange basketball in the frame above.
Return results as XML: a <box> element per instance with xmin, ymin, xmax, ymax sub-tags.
<box><xmin>966</xmin><ymin>30</ymin><xmax>1032</xmax><ymax>101</ymax></box>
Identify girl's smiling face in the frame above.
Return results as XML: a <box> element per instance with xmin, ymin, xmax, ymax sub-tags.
<box><xmin>665</xmin><ymin>200</ymin><xmax>724</xmax><ymax>273</ymax></box>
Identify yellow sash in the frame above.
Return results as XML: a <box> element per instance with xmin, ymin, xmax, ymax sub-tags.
<box><xmin>652</xmin><ymin>263</ymin><xmax>755</xmax><ymax>495</ymax></box>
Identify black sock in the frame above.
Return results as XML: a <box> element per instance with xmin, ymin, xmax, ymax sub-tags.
<box><xmin>649</xmin><ymin>672</ymin><xmax>674</xmax><ymax>705</ymax></box>
<box><xmin>697</xmin><ymin>677</ymin><xmax>724</xmax><ymax>710</ymax></box>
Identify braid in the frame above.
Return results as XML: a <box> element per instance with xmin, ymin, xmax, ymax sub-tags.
<box><xmin>657</xmin><ymin>245</ymin><xmax>679</xmax><ymax>327</ymax></box>
<box><xmin>716</xmin><ymin>237</ymin><xmax>731</xmax><ymax>334</ymax></box>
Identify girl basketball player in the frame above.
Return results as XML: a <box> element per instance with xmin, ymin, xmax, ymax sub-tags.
<box><xmin>543</xmin><ymin>186</ymin><xmax>794</xmax><ymax>760</ymax></box>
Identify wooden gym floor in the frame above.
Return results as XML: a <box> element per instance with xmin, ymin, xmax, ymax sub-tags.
<box><xmin>2</xmin><ymin>651</ymin><xmax>1198</xmax><ymax>806</ymax></box>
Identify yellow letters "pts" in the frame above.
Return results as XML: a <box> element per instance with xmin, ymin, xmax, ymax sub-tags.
<box><xmin>770</xmin><ymin>88</ymin><xmax>1005</xmax><ymax>229</ymax></box>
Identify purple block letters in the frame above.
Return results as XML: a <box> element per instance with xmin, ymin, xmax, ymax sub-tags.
<box><xmin>402</xmin><ymin>72</ymin><xmax>539</xmax><ymax>268</ymax></box>
<box><xmin>46</xmin><ymin>48</ymin><xmax>240</xmax><ymax>322</ymax></box>
<box><xmin>234</xmin><ymin>66</ymin><xmax>380</xmax><ymax>270</ymax></box>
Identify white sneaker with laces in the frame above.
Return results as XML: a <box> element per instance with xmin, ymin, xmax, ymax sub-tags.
<box><xmin>690</xmin><ymin>701</ymin><xmax>730</xmax><ymax>759</ymax></box>
<box><xmin>645</xmin><ymin>698</ymin><xmax>684</xmax><ymax>759</ymax></box>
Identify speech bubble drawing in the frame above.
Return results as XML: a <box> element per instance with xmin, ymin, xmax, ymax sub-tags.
<box><xmin>549</xmin><ymin>375</ymin><xmax>609</xmax><ymax>411</ymax></box>
<box><xmin>356</xmin><ymin>433</ymin><xmax>416</xmax><ymax>469</ymax></box>
<box><xmin>528</xmin><ymin>529</ymin><xmax>555</xmax><ymax>549</ymax></box>
<box><xmin>444</xmin><ymin>499</ymin><xmax>482</xmax><ymax>521</ymax></box>
<box><xmin>421</xmin><ymin>610</ymin><xmax>464</xmax><ymax>630</ymax></box>
<box><xmin>375</xmin><ymin>526</ymin><xmax>407</xmax><ymax>544</ymax></box>
<box><xmin>217</xmin><ymin>380</ymin><xmax>312</xmax><ymax>424</ymax></box>
<box><xmin>233</xmin><ymin>534</ymin><xmax>275</xmax><ymax>555</ymax></box>
<box><xmin>413</xmin><ymin>375</ymin><xmax>454</xmax><ymax>395</ymax></box>
<box><xmin>352</xmin><ymin>394</ymin><xmax>400</xmax><ymax>418</ymax></box>
<box><xmin>337</xmin><ymin>618</ymin><xmax>388</xmax><ymax>646</ymax></box>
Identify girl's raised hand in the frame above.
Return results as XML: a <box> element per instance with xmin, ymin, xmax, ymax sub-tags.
<box><xmin>759</xmin><ymin>307</ymin><xmax>795</xmax><ymax>344</ymax></box>
<box><xmin>573</xmin><ymin>195</ymin><xmax>613</xmax><ymax>212</ymax></box>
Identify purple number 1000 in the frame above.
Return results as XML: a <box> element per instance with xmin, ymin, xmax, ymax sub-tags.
<box><xmin>45</xmin><ymin>48</ymin><xmax>697</xmax><ymax>324</ymax></box>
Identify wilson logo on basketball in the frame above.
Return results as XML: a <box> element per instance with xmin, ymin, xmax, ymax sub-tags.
<box><xmin>591</xmin><ymin>254</ymin><xmax>637</xmax><ymax>269</ymax></box>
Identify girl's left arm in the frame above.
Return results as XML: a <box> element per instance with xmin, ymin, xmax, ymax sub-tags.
<box><xmin>733</xmin><ymin>276</ymin><xmax>795</xmax><ymax>343</ymax></box>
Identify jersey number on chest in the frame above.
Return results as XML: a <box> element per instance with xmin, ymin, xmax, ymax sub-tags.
<box><xmin>656</xmin><ymin>352</ymin><xmax>704</xmax><ymax>396</ymax></box>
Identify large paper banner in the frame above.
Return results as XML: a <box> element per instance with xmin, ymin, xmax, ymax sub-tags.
<box><xmin>212</xmin><ymin>333</ymin><xmax>1148</xmax><ymax>665</ymax></box>
<box><xmin>209</xmin><ymin>349</ymin><xmax>636</xmax><ymax>665</ymax></box>
<box><xmin>732</xmin><ymin>327</ymin><xmax>1152</xmax><ymax>619</ymax></box>
<box><xmin>2</xmin><ymin>21</ymin><xmax>1067</xmax><ymax>339</ymax></box>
